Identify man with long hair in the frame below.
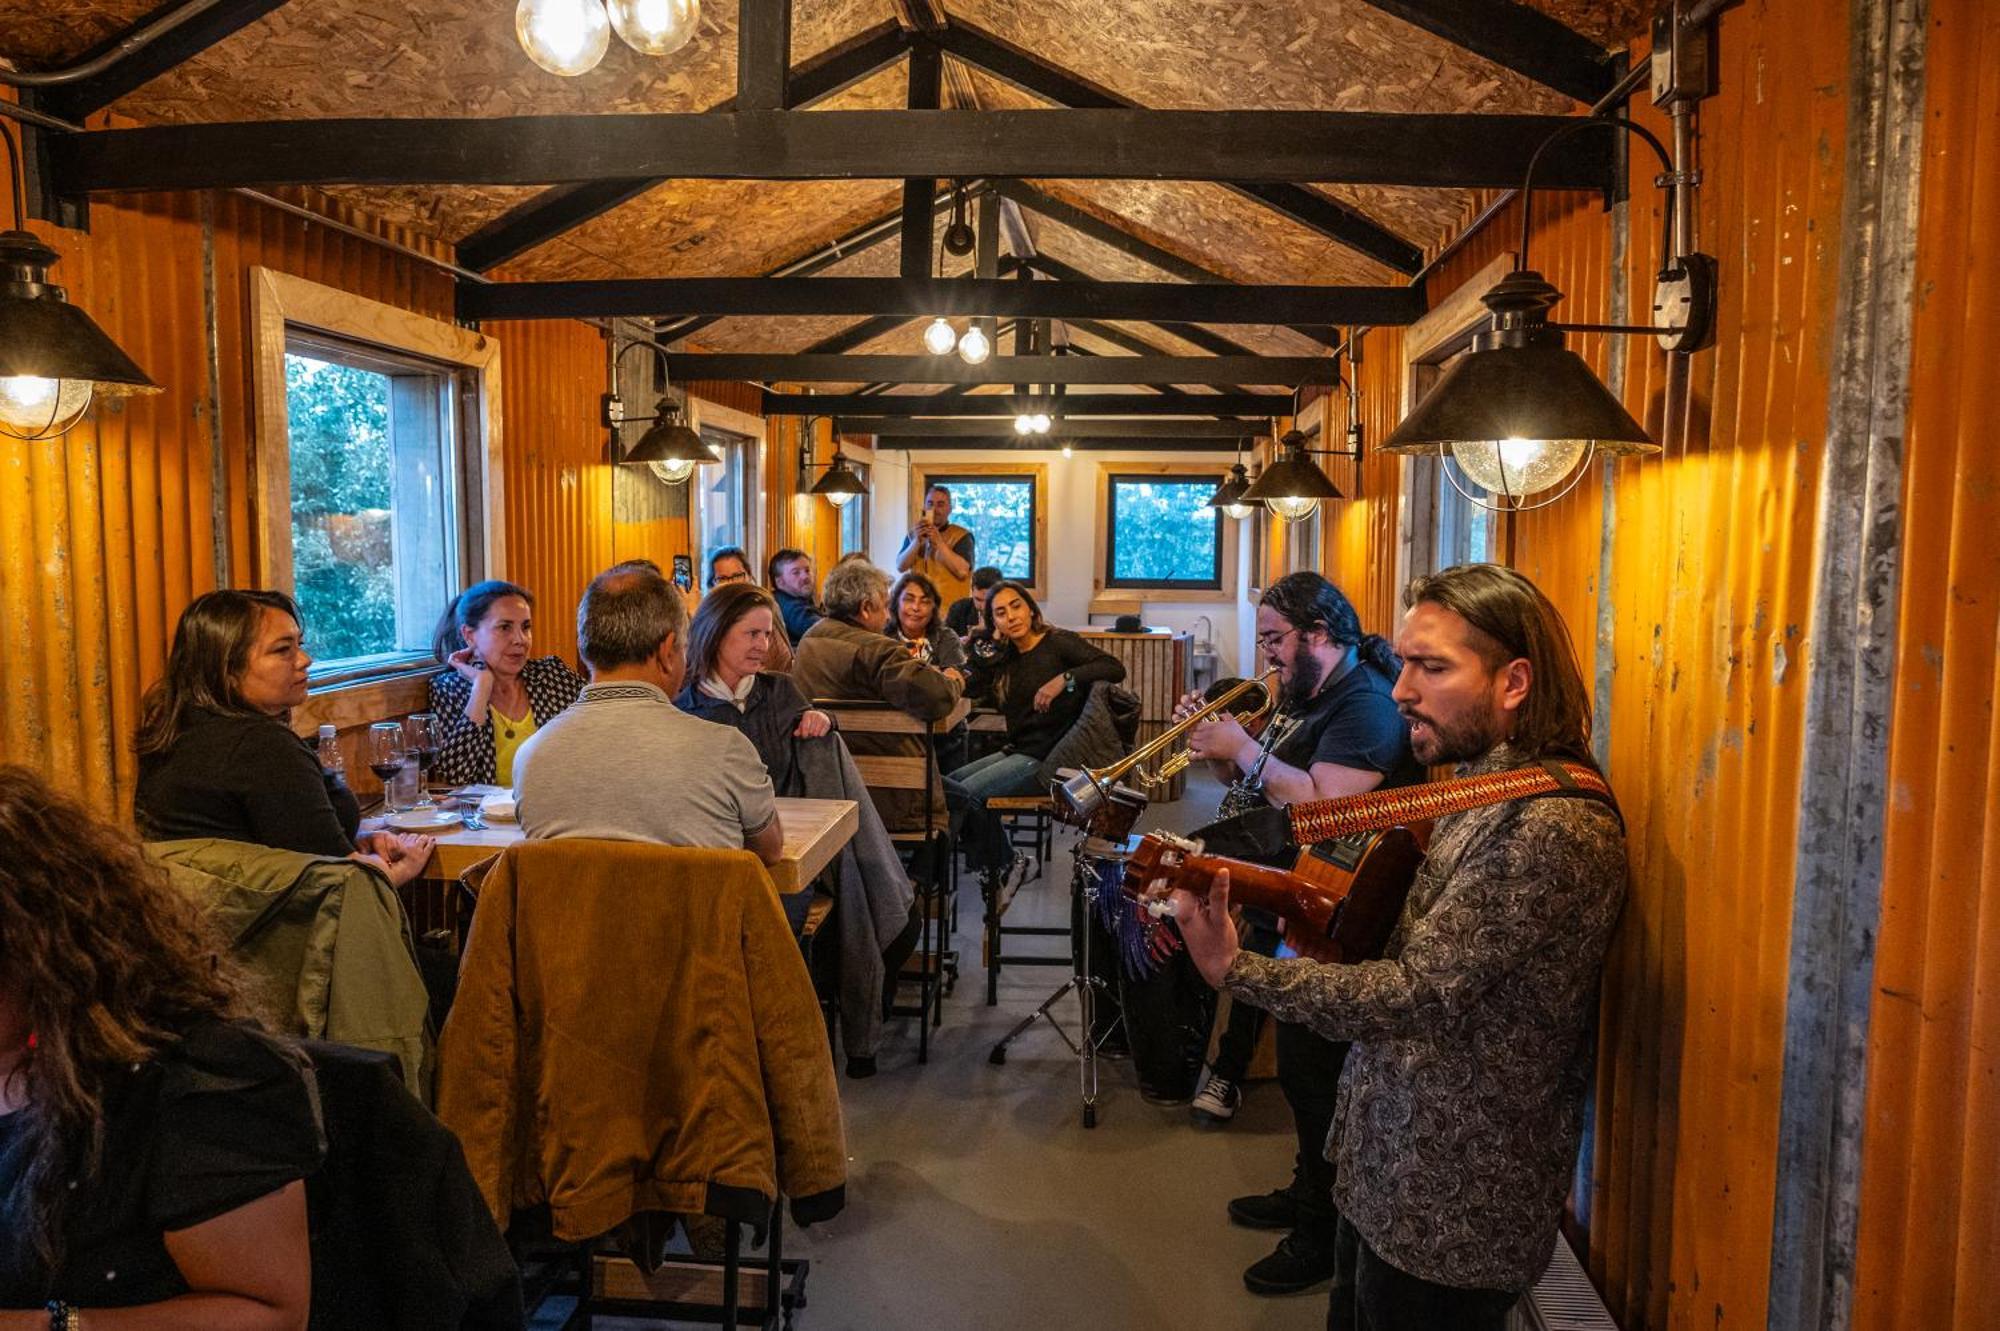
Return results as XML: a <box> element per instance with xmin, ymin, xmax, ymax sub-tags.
<box><xmin>1172</xmin><ymin>564</ymin><xmax>1629</xmax><ymax>1331</ymax></box>
<box><xmin>1173</xmin><ymin>572</ymin><xmax>1422</xmax><ymax>1297</ymax></box>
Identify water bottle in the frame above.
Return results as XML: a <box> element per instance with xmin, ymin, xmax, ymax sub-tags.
<box><xmin>316</xmin><ymin>724</ymin><xmax>344</xmax><ymax>779</ymax></box>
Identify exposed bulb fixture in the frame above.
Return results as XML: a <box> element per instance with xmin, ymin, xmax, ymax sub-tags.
<box><xmin>1241</xmin><ymin>429</ymin><xmax>1343</xmax><ymax>523</ymax></box>
<box><xmin>1013</xmin><ymin>412</ymin><xmax>1053</xmax><ymax>435</ymax></box>
<box><xmin>808</xmin><ymin>447</ymin><xmax>868</xmax><ymax>508</ymax></box>
<box><xmin>924</xmin><ymin>317</ymin><xmax>958</xmax><ymax>356</ymax></box>
<box><xmin>0</xmin><ymin>223</ymin><xmax>159</xmax><ymax>441</ymax></box>
<box><xmin>1205</xmin><ymin>461</ymin><xmax>1257</xmax><ymax>521</ymax></box>
<box><xmin>1449</xmin><ymin>437</ymin><xmax>1592</xmax><ymax>500</ymax></box>
<box><xmin>650</xmin><ymin>458</ymin><xmax>698</xmax><ymax>485</ymax></box>
<box><xmin>515</xmin><ymin>0</ymin><xmax>611</xmax><ymax>76</ymax></box>
<box><xmin>606</xmin><ymin>0</ymin><xmax>698</xmax><ymax>55</ymax></box>
<box><xmin>957</xmin><ymin>324</ymin><xmax>991</xmax><ymax>365</ymax></box>
<box><xmin>1060</xmin><ymin>440</ymin><xmax>1074</xmax><ymax>459</ymax></box>
<box><xmin>621</xmin><ymin>395</ymin><xmax>718</xmax><ymax>484</ymax></box>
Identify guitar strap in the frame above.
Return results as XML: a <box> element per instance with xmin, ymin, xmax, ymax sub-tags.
<box><xmin>1287</xmin><ymin>759</ymin><xmax>1621</xmax><ymax>846</ymax></box>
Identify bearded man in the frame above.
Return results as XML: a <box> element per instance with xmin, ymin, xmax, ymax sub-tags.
<box><xmin>1173</xmin><ymin>563</ymin><xmax>1629</xmax><ymax>1331</ymax></box>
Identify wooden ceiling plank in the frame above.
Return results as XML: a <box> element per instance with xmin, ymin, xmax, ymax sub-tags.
<box><xmin>671</xmin><ymin>354</ymin><xmax>1334</xmax><ymax>386</ymax></box>
<box><xmin>934</xmin><ymin>17</ymin><xmax>1425</xmax><ymax>274</ymax></box>
<box><xmin>52</xmin><ymin>109</ymin><xmax>1615</xmax><ymax>193</ymax></box>
<box><xmin>38</xmin><ymin>0</ymin><xmax>297</xmax><ymax>123</ymax></box>
<box><xmin>1350</xmin><ymin>0</ymin><xmax>1616</xmax><ymax>105</ymax></box>
<box><xmin>456</xmin><ymin>19</ymin><xmax>911</xmax><ymax>273</ymax></box>
<box><xmin>456</xmin><ymin>274</ymin><xmax>1426</xmax><ymax>325</ymax></box>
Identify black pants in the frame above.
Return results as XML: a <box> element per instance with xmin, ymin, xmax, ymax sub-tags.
<box><xmin>1278</xmin><ymin>1021</ymin><xmax>1347</xmax><ymax>1235</ymax></box>
<box><xmin>1328</xmin><ymin>1220</ymin><xmax>1519</xmax><ymax>1331</ymax></box>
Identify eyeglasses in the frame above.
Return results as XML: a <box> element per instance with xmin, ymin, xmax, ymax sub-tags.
<box><xmin>1255</xmin><ymin>626</ymin><xmax>1302</xmax><ymax>652</ymax></box>
<box><xmin>712</xmin><ymin>569</ymin><xmax>750</xmax><ymax>585</ymax></box>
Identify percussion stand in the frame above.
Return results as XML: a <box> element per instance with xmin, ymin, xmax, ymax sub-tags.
<box><xmin>986</xmin><ymin>836</ymin><xmax>1128</xmax><ymax>1129</ymax></box>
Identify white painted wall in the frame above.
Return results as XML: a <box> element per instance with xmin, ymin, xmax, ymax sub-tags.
<box><xmin>863</xmin><ymin>445</ymin><xmax>1247</xmax><ymax>678</ymax></box>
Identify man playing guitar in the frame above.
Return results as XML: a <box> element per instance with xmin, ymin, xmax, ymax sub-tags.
<box><xmin>1170</xmin><ymin>564</ymin><xmax>1629</xmax><ymax>1331</ymax></box>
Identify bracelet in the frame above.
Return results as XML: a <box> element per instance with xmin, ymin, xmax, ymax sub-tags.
<box><xmin>46</xmin><ymin>1301</ymin><xmax>74</xmax><ymax>1331</ymax></box>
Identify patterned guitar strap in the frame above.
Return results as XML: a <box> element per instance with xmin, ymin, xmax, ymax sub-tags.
<box><xmin>1287</xmin><ymin>758</ymin><xmax>1623</xmax><ymax>846</ymax></box>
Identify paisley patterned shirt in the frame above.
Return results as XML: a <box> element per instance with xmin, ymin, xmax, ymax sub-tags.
<box><xmin>1224</xmin><ymin>743</ymin><xmax>1627</xmax><ymax>1292</ymax></box>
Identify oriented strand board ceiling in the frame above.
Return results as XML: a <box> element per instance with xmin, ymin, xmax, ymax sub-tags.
<box><xmin>0</xmin><ymin>0</ymin><xmax>1649</xmax><ymax>381</ymax></box>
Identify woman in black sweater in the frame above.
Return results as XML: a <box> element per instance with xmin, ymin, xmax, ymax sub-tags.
<box><xmin>949</xmin><ymin>581</ymin><xmax>1124</xmax><ymax>892</ymax></box>
<box><xmin>133</xmin><ymin>590</ymin><xmax>431</xmax><ymax>887</ymax></box>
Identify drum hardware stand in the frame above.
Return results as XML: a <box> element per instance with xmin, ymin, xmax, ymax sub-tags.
<box><xmin>987</xmin><ymin>835</ymin><xmax>1129</xmax><ymax>1129</ymax></box>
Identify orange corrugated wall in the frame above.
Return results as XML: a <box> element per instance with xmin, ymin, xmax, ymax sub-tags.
<box><xmin>1852</xmin><ymin>0</ymin><xmax>2000</xmax><ymax>1323</ymax></box>
<box><xmin>1324</xmin><ymin>1</ymin><xmax>1850</xmax><ymax>1324</ymax></box>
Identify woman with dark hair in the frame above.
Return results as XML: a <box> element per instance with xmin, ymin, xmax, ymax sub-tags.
<box><xmin>885</xmin><ymin>571</ymin><xmax>966</xmax><ymax>673</ymax></box>
<box><xmin>674</xmin><ymin>582</ymin><xmax>831</xmax><ymax>792</ymax></box>
<box><xmin>134</xmin><ymin>590</ymin><xmax>432</xmax><ymax>887</ymax></box>
<box><xmin>428</xmin><ymin>579</ymin><xmax>585</xmax><ymax>788</ymax></box>
<box><xmin>0</xmin><ymin>765</ymin><xmax>323</xmax><ymax>1322</ymax></box>
<box><xmin>949</xmin><ymin>581</ymin><xmax>1124</xmax><ymax>895</ymax></box>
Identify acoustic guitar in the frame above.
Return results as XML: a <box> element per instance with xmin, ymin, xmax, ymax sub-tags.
<box><xmin>1122</xmin><ymin>825</ymin><xmax>1425</xmax><ymax>964</ymax></box>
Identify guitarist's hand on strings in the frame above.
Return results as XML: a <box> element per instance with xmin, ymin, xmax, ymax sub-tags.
<box><xmin>1169</xmin><ymin>870</ymin><xmax>1241</xmax><ymax>988</ymax></box>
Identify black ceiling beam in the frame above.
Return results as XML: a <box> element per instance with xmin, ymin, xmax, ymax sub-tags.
<box><xmin>934</xmin><ymin>18</ymin><xmax>1424</xmax><ymax>275</ymax></box>
<box><xmin>839</xmin><ymin>418</ymin><xmax>1263</xmax><ymax>439</ymax></box>
<box><xmin>1063</xmin><ymin>319</ymin><xmax>1250</xmax><ymax>395</ymax></box>
<box><xmin>456</xmin><ymin>20</ymin><xmax>910</xmax><ymax>272</ymax></box>
<box><xmin>875</xmin><ymin>438</ymin><xmax>1256</xmax><ymax>453</ymax></box>
<box><xmin>458</xmin><ymin>274</ymin><xmax>1423</xmax><ymax>325</ymax></box>
<box><xmin>763</xmin><ymin>391</ymin><xmax>1290</xmax><ymax>417</ymax></box>
<box><xmin>737</xmin><ymin>0</ymin><xmax>792</xmax><ymax>111</ymax></box>
<box><xmin>1019</xmin><ymin>254</ymin><xmax>1261</xmax><ymax>357</ymax></box>
<box><xmin>52</xmin><ymin>110</ymin><xmax>1614</xmax><ymax>193</ymax></box>
<box><xmin>993</xmin><ymin>180</ymin><xmax>1342</xmax><ymax>348</ymax></box>
<box><xmin>675</xmin><ymin>354</ymin><xmax>1335</xmax><ymax>385</ymax></box>
<box><xmin>38</xmin><ymin>0</ymin><xmax>297</xmax><ymax>123</ymax></box>
<box><xmin>900</xmin><ymin>39</ymin><xmax>943</xmax><ymax>281</ymax></box>
<box><xmin>1349</xmin><ymin>0</ymin><xmax>1616</xmax><ymax>105</ymax></box>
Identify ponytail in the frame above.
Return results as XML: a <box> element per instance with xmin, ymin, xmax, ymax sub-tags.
<box><xmin>432</xmin><ymin>579</ymin><xmax>534</xmax><ymax>663</ymax></box>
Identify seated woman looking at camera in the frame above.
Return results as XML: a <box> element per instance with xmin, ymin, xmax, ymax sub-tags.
<box><xmin>675</xmin><ymin>582</ymin><xmax>832</xmax><ymax>793</ymax></box>
<box><xmin>133</xmin><ymin>590</ymin><xmax>431</xmax><ymax>888</ymax></box>
<box><xmin>0</xmin><ymin>765</ymin><xmax>323</xmax><ymax>1326</ymax></box>
<box><xmin>428</xmin><ymin>580</ymin><xmax>585</xmax><ymax>789</ymax></box>
<box><xmin>886</xmin><ymin>571</ymin><xmax>967</xmax><ymax>673</ymax></box>
<box><xmin>950</xmin><ymin>581</ymin><xmax>1124</xmax><ymax>899</ymax></box>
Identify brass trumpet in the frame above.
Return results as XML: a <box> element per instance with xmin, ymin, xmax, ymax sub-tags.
<box><xmin>1054</xmin><ymin>669</ymin><xmax>1279</xmax><ymax>829</ymax></box>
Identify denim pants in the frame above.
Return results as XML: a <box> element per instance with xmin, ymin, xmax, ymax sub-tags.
<box><xmin>944</xmin><ymin>749</ymin><xmax>1043</xmax><ymax>872</ymax></box>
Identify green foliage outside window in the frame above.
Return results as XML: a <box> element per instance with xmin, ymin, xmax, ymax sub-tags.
<box><xmin>1108</xmin><ymin>477</ymin><xmax>1222</xmax><ymax>588</ymax></box>
<box><xmin>286</xmin><ymin>353</ymin><xmax>397</xmax><ymax>663</ymax></box>
<box><xmin>933</xmin><ymin>477</ymin><xmax>1034</xmax><ymax>580</ymax></box>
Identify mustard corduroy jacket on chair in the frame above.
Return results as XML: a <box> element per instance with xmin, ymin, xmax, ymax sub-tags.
<box><xmin>436</xmin><ymin>840</ymin><xmax>846</xmax><ymax>1241</ymax></box>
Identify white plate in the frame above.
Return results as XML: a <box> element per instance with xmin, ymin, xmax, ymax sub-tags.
<box><xmin>384</xmin><ymin>807</ymin><xmax>463</xmax><ymax>832</ymax></box>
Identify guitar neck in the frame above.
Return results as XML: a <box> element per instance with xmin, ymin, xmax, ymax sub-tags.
<box><xmin>1173</xmin><ymin>852</ymin><xmax>1341</xmax><ymax>936</ymax></box>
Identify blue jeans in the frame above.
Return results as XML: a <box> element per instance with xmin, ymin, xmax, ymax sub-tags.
<box><xmin>945</xmin><ymin>749</ymin><xmax>1044</xmax><ymax>872</ymax></box>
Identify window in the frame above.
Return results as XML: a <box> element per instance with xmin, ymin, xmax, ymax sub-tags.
<box><xmin>927</xmin><ymin>473</ymin><xmax>1036</xmax><ymax>581</ymax></box>
<box><xmin>284</xmin><ymin>335</ymin><xmax>463</xmax><ymax>672</ymax></box>
<box><xmin>1104</xmin><ymin>474</ymin><xmax>1223</xmax><ymax>590</ymax></box>
<box><xmin>695</xmin><ymin>426</ymin><xmax>758</xmax><ymax>573</ymax></box>
<box><xmin>838</xmin><ymin>469</ymin><xmax>870</xmax><ymax>558</ymax></box>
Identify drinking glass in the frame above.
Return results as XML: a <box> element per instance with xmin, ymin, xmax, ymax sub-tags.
<box><xmin>405</xmin><ymin>713</ymin><xmax>439</xmax><ymax>803</ymax></box>
<box><xmin>367</xmin><ymin>722</ymin><xmax>407</xmax><ymax>812</ymax></box>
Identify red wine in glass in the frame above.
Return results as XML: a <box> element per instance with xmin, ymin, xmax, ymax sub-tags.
<box><xmin>369</xmin><ymin>762</ymin><xmax>404</xmax><ymax>784</ymax></box>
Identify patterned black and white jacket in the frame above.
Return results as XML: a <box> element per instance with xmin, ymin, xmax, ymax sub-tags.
<box><xmin>1224</xmin><ymin>742</ymin><xmax>1628</xmax><ymax>1293</ymax></box>
<box><xmin>427</xmin><ymin>656</ymin><xmax>586</xmax><ymax>787</ymax></box>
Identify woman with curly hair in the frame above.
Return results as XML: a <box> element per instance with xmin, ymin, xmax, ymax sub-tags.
<box><xmin>0</xmin><ymin>766</ymin><xmax>323</xmax><ymax>1326</ymax></box>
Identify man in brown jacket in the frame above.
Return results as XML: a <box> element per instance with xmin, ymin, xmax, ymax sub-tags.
<box><xmin>791</xmin><ymin>559</ymin><xmax>962</xmax><ymax>832</ymax></box>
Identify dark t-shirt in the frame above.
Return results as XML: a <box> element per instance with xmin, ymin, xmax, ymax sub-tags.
<box><xmin>0</xmin><ymin>1019</ymin><xmax>325</xmax><ymax>1308</ymax></box>
<box><xmin>135</xmin><ymin>708</ymin><xmax>361</xmax><ymax>856</ymax></box>
<box><xmin>1260</xmin><ymin>657</ymin><xmax>1423</xmax><ymax>794</ymax></box>
<box><xmin>945</xmin><ymin>597</ymin><xmax>978</xmax><ymax>638</ymax></box>
<box><xmin>965</xmin><ymin>628</ymin><xmax>1126</xmax><ymax>762</ymax></box>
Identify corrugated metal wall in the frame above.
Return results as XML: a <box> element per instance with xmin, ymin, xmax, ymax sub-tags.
<box><xmin>1325</xmin><ymin>2</ymin><xmax>1851</xmax><ymax>1324</ymax></box>
<box><xmin>1852</xmin><ymin>0</ymin><xmax>2000</xmax><ymax>1323</ymax></box>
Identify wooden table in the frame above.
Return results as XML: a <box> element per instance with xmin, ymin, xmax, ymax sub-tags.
<box><xmin>375</xmin><ymin>796</ymin><xmax>859</xmax><ymax>895</ymax></box>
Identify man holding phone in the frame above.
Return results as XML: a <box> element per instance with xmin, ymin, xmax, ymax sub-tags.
<box><xmin>897</xmin><ymin>484</ymin><xmax>976</xmax><ymax>612</ymax></box>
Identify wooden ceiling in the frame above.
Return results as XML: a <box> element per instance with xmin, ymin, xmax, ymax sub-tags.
<box><xmin>0</xmin><ymin>0</ymin><xmax>1653</xmax><ymax>385</ymax></box>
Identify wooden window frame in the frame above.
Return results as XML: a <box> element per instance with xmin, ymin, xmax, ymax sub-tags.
<box><xmin>1093</xmin><ymin>461</ymin><xmax>1237</xmax><ymax>602</ymax></box>
<box><xmin>249</xmin><ymin>267</ymin><xmax>503</xmax><ymax>725</ymax></box>
<box><xmin>910</xmin><ymin>462</ymin><xmax>1049</xmax><ymax>597</ymax></box>
<box><xmin>686</xmin><ymin>396</ymin><xmax>766</xmax><ymax>581</ymax></box>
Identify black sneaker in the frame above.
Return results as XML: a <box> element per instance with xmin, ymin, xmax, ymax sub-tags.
<box><xmin>1227</xmin><ymin>1186</ymin><xmax>1300</xmax><ymax>1231</ymax></box>
<box><xmin>1243</xmin><ymin>1229</ymin><xmax>1339</xmax><ymax>1296</ymax></box>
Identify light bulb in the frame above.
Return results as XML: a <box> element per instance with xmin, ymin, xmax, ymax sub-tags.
<box><xmin>1222</xmin><ymin>501</ymin><xmax>1255</xmax><ymax>521</ymax></box>
<box><xmin>1061</xmin><ymin>441</ymin><xmax>1074</xmax><ymax>459</ymax></box>
<box><xmin>648</xmin><ymin>458</ymin><xmax>698</xmax><ymax>485</ymax></box>
<box><xmin>607</xmin><ymin>0</ymin><xmax>697</xmax><ymax>55</ymax></box>
<box><xmin>825</xmin><ymin>490</ymin><xmax>858</xmax><ymax>508</ymax></box>
<box><xmin>1266</xmin><ymin>495</ymin><xmax>1320</xmax><ymax>522</ymax></box>
<box><xmin>516</xmin><ymin>0</ymin><xmax>610</xmax><ymax>76</ymax></box>
<box><xmin>1014</xmin><ymin>414</ymin><xmax>1034</xmax><ymax>435</ymax></box>
<box><xmin>0</xmin><ymin>375</ymin><xmax>93</xmax><ymax>440</ymax></box>
<box><xmin>957</xmin><ymin>325</ymin><xmax>991</xmax><ymax>365</ymax></box>
<box><xmin>1448</xmin><ymin>436</ymin><xmax>1590</xmax><ymax>499</ymax></box>
<box><xmin>923</xmin><ymin>317</ymin><xmax>957</xmax><ymax>356</ymax></box>
<box><xmin>1031</xmin><ymin>414</ymin><xmax>1051</xmax><ymax>433</ymax></box>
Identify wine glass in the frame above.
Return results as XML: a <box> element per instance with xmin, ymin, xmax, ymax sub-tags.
<box><xmin>367</xmin><ymin>722</ymin><xmax>406</xmax><ymax>812</ymax></box>
<box><xmin>405</xmin><ymin>713</ymin><xmax>439</xmax><ymax>804</ymax></box>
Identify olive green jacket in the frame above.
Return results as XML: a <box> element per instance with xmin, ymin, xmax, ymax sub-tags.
<box><xmin>148</xmin><ymin>838</ymin><xmax>434</xmax><ymax>1101</ymax></box>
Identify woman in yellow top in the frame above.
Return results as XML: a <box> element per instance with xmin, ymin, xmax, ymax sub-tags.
<box><xmin>895</xmin><ymin>483</ymin><xmax>976</xmax><ymax>610</ymax></box>
<box><xmin>427</xmin><ymin>580</ymin><xmax>585</xmax><ymax>788</ymax></box>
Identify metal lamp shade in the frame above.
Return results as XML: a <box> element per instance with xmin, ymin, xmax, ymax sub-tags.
<box><xmin>1241</xmin><ymin>435</ymin><xmax>1344</xmax><ymax>505</ymax></box>
<box><xmin>1381</xmin><ymin>336</ymin><xmax>1655</xmax><ymax>457</ymax></box>
<box><xmin>1205</xmin><ymin>462</ymin><xmax>1258</xmax><ymax>516</ymax></box>
<box><xmin>622</xmin><ymin>398</ymin><xmax>719</xmax><ymax>467</ymax></box>
<box><xmin>0</xmin><ymin>231</ymin><xmax>158</xmax><ymax>396</ymax></box>
<box><xmin>809</xmin><ymin>452</ymin><xmax>867</xmax><ymax>506</ymax></box>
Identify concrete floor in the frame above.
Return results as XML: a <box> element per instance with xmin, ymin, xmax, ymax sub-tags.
<box><xmin>552</xmin><ymin>774</ymin><xmax>1332</xmax><ymax>1330</ymax></box>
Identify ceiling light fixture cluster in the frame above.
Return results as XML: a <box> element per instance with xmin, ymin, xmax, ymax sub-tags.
<box><xmin>516</xmin><ymin>0</ymin><xmax>698</xmax><ymax>77</ymax></box>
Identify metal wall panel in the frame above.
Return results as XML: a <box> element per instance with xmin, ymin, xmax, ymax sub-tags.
<box><xmin>1852</xmin><ymin>0</ymin><xmax>2000</xmax><ymax>1323</ymax></box>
